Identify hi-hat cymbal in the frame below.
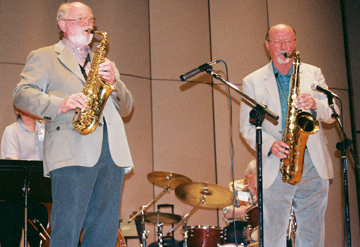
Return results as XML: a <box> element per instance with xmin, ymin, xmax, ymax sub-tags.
<box><xmin>148</xmin><ymin>171</ymin><xmax>192</xmax><ymax>189</ymax></box>
<box><xmin>175</xmin><ymin>182</ymin><xmax>234</xmax><ymax>209</ymax></box>
<box><xmin>131</xmin><ymin>212</ymin><xmax>182</xmax><ymax>224</ymax></box>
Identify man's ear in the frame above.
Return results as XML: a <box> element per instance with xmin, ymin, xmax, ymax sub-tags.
<box><xmin>265</xmin><ymin>40</ymin><xmax>270</xmax><ymax>51</ymax></box>
<box><xmin>58</xmin><ymin>20</ymin><xmax>66</xmax><ymax>33</ymax></box>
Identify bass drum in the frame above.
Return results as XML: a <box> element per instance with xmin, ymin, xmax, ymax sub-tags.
<box><xmin>245</xmin><ymin>205</ymin><xmax>258</xmax><ymax>229</ymax></box>
<box><xmin>188</xmin><ymin>225</ymin><xmax>224</xmax><ymax>247</ymax></box>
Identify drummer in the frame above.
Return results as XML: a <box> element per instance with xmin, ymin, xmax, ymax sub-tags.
<box><xmin>223</xmin><ymin>159</ymin><xmax>258</xmax><ymax>244</ymax></box>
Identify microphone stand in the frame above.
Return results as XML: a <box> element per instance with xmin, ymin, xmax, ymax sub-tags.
<box><xmin>327</xmin><ymin>95</ymin><xmax>352</xmax><ymax>247</ymax></box>
<box><xmin>22</xmin><ymin>167</ymin><xmax>31</xmax><ymax>247</ymax></box>
<box><xmin>205</xmin><ymin>67</ymin><xmax>279</xmax><ymax>247</ymax></box>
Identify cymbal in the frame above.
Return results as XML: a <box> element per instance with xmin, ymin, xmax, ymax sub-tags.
<box><xmin>147</xmin><ymin>171</ymin><xmax>192</xmax><ymax>189</ymax></box>
<box><xmin>175</xmin><ymin>182</ymin><xmax>234</xmax><ymax>209</ymax></box>
<box><xmin>131</xmin><ymin>212</ymin><xmax>182</xmax><ymax>224</ymax></box>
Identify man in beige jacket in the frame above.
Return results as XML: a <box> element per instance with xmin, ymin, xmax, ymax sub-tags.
<box><xmin>13</xmin><ymin>2</ymin><xmax>134</xmax><ymax>246</ymax></box>
<box><xmin>240</xmin><ymin>24</ymin><xmax>338</xmax><ymax>247</ymax></box>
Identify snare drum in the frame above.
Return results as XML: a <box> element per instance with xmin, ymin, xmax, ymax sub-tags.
<box><xmin>188</xmin><ymin>225</ymin><xmax>224</xmax><ymax>247</ymax></box>
<box><xmin>245</xmin><ymin>205</ymin><xmax>258</xmax><ymax>229</ymax></box>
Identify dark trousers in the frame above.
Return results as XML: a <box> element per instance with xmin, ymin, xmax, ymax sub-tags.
<box><xmin>49</xmin><ymin>124</ymin><xmax>126</xmax><ymax>247</ymax></box>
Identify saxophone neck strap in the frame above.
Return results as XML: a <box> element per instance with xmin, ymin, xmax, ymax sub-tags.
<box><xmin>79</xmin><ymin>54</ymin><xmax>90</xmax><ymax>80</ymax></box>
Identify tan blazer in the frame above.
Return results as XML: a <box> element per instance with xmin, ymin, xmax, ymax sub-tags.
<box><xmin>240</xmin><ymin>62</ymin><xmax>337</xmax><ymax>188</ymax></box>
<box><xmin>13</xmin><ymin>40</ymin><xmax>134</xmax><ymax>176</ymax></box>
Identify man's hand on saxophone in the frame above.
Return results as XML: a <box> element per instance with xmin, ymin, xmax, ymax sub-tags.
<box><xmin>58</xmin><ymin>92</ymin><xmax>87</xmax><ymax>114</ymax></box>
<box><xmin>271</xmin><ymin>140</ymin><xmax>289</xmax><ymax>159</ymax></box>
<box><xmin>296</xmin><ymin>93</ymin><xmax>316</xmax><ymax>110</ymax></box>
<box><xmin>98</xmin><ymin>61</ymin><xmax>116</xmax><ymax>85</ymax></box>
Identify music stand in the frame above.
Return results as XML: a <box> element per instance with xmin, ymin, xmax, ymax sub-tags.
<box><xmin>0</xmin><ymin>160</ymin><xmax>52</xmax><ymax>247</ymax></box>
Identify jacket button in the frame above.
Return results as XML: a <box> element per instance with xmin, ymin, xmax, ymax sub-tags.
<box><xmin>56</xmin><ymin>126</ymin><xmax>60</xmax><ymax>131</ymax></box>
<box><xmin>99</xmin><ymin>123</ymin><xmax>103</xmax><ymax>127</ymax></box>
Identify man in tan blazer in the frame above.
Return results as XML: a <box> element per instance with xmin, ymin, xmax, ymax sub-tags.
<box><xmin>13</xmin><ymin>2</ymin><xmax>134</xmax><ymax>246</ymax></box>
<box><xmin>240</xmin><ymin>24</ymin><xmax>338</xmax><ymax>247</ymax></box>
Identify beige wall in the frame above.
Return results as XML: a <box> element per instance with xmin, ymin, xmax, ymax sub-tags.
<box><xmin>0</xmin><ymin>0</ymin><xmax>358</xmax><ymax>246</ymax></box>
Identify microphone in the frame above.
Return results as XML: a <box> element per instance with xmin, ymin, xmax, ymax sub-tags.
<box><xmin>311</xmin><ymin>81</ymin><xmax>340</xmax><ymax>99</ymax></box>
<box><xmin>180</xmin><ymin>60</ymin><xmax>220</xmax><ymax>81</ymax></box>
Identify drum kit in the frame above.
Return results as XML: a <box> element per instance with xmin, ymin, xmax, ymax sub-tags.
<box><xmin>128</xmin><ymin>171</ymin><xmax>259</xmax><ymax>247</ymax></box>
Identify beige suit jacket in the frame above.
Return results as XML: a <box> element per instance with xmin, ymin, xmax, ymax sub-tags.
<box><xmin>13</xmin><ymin>40</ymin><xmax>134</xmax><ymax>176</ymax></box>
<box><xmin>240</xmin><ymin>62</ymin><xmax>337</xmax><ymax>188</ymax></box>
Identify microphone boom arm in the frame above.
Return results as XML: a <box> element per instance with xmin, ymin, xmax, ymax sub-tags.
<box><xmin>206</xmin><ymin>69</ymin><xmax>279</xmax><ymax>120</ymax></box>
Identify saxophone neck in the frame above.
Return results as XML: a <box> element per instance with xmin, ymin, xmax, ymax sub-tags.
<box><xmin>86</xmin><ymin>27</ymin><xmax>109</xmax><ymax>41</ymax></box>
<box><xmin>283</xmin><ymin>50</ymin><xmax>300</xmax><ymax>59</ymax></box>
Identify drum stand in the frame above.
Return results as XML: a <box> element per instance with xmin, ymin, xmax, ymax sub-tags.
<box><xmin>157</xmin><ymin>223</ymin><xmax>164</xmax><ymax>247</ymax></box>
<box><xmin>128</xmin><ymin>184</ymin><xmax>171</xmax><ymax>247</ymax></box>
<box><xmin>167</xmin><ymin>196</ymin><xmax>205</xmax><ymax>247</ymax></box>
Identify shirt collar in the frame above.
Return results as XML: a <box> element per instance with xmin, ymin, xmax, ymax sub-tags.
<box><xmin>62</xmin><ymin>38</ymin><xmax>90</xmax><ymax>64</ymax></box>
<box><xmin>272</xmin><ymin>61</ymin><xmax>293</xmax><ymax>78</ymax></box>
<box><xmin>17</xmin><ymin>118</ymin><xmax>43</xmax><ymax>133</ymax></box>
<box><xmin>17</xmin><ymin>118</ymin><xmax>30</xmax><ymax>132</ymax></box>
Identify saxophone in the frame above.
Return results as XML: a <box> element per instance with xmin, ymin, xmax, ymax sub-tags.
<box><xmin>72</xmin><ymin>28</ymin><xmax>117</xmax><ymax>135</ymax></box>
<box><xmin>279</xmin><ymin>50</ymin><xmax>319</xmax><ymax>185</ymax></box>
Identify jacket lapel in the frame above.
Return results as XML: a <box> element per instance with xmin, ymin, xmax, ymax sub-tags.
<box><xmin>263</xmin><ymin>62</ymin><xmax>282</xmax><ymax>116</ymax></box>
<box><xmin>55</xmin><ymin>41</ymin><xmax>86</xmax><ymax>84</ymax></box>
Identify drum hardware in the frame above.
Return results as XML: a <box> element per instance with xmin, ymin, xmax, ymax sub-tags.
<box><xmin>182</xmin><ymin>218</ymin><xmax>189</xmax><ymax>247</ymax></box>
<box><xmin>167</xmin><ymin>196</ymin><xmax>206</xmax><ymax>247</ymax></box>
<box><xmin>157</xmin><ymin>222</ymin><xmax>164</xmax><ymax>247</ymax></box>
<box><xmin>128</xmin><ymin>171</ymin><xmax>192</xmax><ymax>247</ymax></box>
<box><xmin>28</xmin><ymin>218</ymin><xmax>51</xmax><ymax>243</ymax></box>
<box><xmin>169</xmin><ymin>182</ymin><xmax>233</xmax><ymax>247</ymax></box>
<box><xmin>286</xmin><ymin>201</ymin><xmax>296</xmax><ymax>247</ymax></box>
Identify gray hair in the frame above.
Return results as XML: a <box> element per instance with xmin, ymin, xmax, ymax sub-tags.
<box><xmin>245</xmin><ymin>159</ymin><xmax>257</xmax><ymax>176</ymax></box>
<box><xmin>56</xmin><ymin>2</ymin><xmax>92</xmax><ymax>21</ymax></box>
<box><xmin>56</xmin><ymin>3</ymin><xmax>70</xmax><ymax>21</ymax></box>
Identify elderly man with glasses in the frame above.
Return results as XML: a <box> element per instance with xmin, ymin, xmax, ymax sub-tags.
<box><xmin>240</xmin><ymin>24</ymin><xmax>338</xmax><ymax>247</ymax></box>
<box><xmin>13</xmin><ymin>2</ymin><xmax>134</xmax><ymax>246</ymax></box>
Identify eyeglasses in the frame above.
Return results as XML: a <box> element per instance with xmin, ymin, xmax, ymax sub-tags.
<box><xmin>268</xmin><ymin>39</ymin><xmax>296</xmax><ymax>47</ymax></box>
<box><xmin>61</xmin><ymin>16</ymin><xmax>96</xmax><ymax>25</ymax></box>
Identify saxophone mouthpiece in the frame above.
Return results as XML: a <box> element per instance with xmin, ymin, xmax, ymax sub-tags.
<box><xmin>282</xmin><ymin>52</ymin><xmax>290</xmax><ymax>58</ymax></box>
<box><xmin>86</xmin><ymin>27</ymin><xmax>95</xmax><ymax>34</ymax></box>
